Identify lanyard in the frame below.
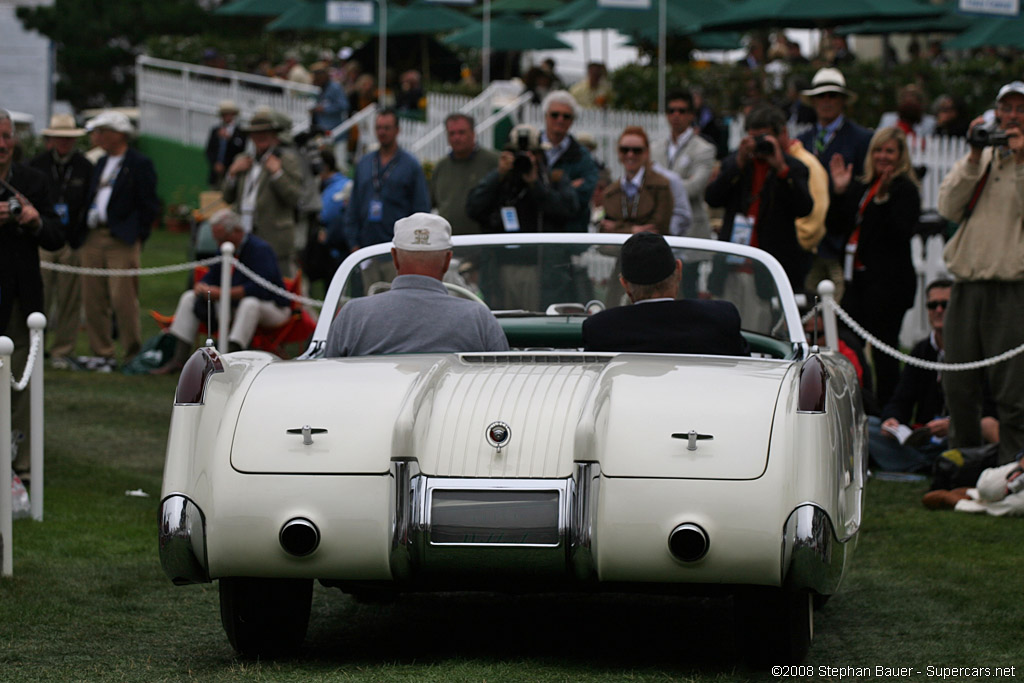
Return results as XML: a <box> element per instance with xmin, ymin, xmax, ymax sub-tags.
<box><xmin>50</xmin><ymin>160</ymin><xmax>75</xmax><ymax>202</ymax></box>
<box><xmin>372</xmin><ymin>152</ymin><xmax>398</xmax><ymax>196</ymax></box>
<box><xmin>620</xmin><ymin>175</ymin><xmax>644</xmax><ymax>220</ymax></box>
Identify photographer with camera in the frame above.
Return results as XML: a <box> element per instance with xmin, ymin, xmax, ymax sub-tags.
<box><xmin>706</xmin><ymin>104</ymin><xmax>813</xmax><ymax>300</ymax></box>
<box><xmin>0</xmin><ymin>108</ymin><xmax>63</xmax><ymax>480</ymax></box>
<box><xmin>937</xmin><ymin>81</ymin><xmax>1024</xmax><ymax>467</ymax></box>
<box><xmin>465</xmin><ymin>125</ymin><xmax>578</xmax><ymax>309</ymax></box>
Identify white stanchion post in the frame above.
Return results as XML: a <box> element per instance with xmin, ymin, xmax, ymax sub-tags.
<box><xmin>1</xmin><ymin>335</ymin><xmax>14</xmax><ymax>577</ymax></box>
<box><xmin>818</xmin><ymin>279</ymin><xmax>838</xmax><ymax>351</ymax></box>
<box><xmin>219</xmin><ymin>242</ymin><xmax>234</xmax><ymax>355</ymax></box>
<box><xmin>27</xmin><ymin>313</ymin><xmax>46</xmax><ymax>522</ymax></box>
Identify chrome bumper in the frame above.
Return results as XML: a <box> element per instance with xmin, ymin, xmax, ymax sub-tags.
<box><xmin>781</xmin><ymin>504</ymin><xmax>855</xmax><ymax>595</ymax></box>
<box><xmin>158</xmin><ymin>495</ymin><xmax>210</xmax><ymax>585</ymax></box>
<box><xmin>389</xmin><ymin>460</ymin><xmax>601</xmax><ymax>583</ymax></box>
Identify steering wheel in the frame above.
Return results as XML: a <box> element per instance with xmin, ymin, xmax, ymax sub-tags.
<box><xmin>443</xmin><ymin>281</ymin><xmax>484</xmax><ymax>303</ymax></box>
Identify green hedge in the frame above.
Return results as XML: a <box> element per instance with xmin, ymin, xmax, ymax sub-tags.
<box><xmin>610</xmin><ymin>55</ymin><xmax>1024</xmax><ymax>124</ymax></box>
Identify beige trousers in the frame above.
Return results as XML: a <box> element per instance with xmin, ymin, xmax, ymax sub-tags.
<box><xmin>79</xmin><ymin>229</ymin><xmax>142</xmax><ymax>360</ymax></box>
<box><xmin>39</xmin><ymin>245</ymin><xmax>82</xmax><ymax>358</ymax></box>
<box><xmin>169</xmin><ymin>290</ymin><xmax>291</xmax><ymax>349</ymax></box>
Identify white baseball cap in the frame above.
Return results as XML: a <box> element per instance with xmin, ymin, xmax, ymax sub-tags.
<box><xmin>85</xmin><ymin>110</ymin><xmax>134</xmax><ymax>135</ymax></box>
<box><xmin>393</xmin><ymin>213</ymin><xmax>453</xmax><ymax>252</ymax></box>
<box><xmin>997</xmin><ymin>81</ymin><xmax>1024</xmax><ymax>102</ymax></box>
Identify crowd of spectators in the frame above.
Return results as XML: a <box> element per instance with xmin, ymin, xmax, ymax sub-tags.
<box><xmin>6</xmin><ymin>42</ymin><xmax>1024</xmax><ymax>513</ymax></box>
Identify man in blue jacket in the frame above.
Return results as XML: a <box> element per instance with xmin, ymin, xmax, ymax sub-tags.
<box><xmin>82</xmin><ymin>110</ymin><xmax>160</xmax><ymax>369</ymax></box>
<box><xmin>539</xmin><ymin>91</ymin><xmax>598</xmax><ymax>232</ymax></box>
<box><xmin>796</xmin><ymin>68</ymin><xmax>872</xmax><ymax>299</ymax></box>
<box><xmin>154</xmin><ymin>209</ymin><xmax>291</xmax><ymax>373</ymax></box>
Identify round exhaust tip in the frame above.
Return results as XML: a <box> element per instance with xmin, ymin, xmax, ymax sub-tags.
<box><xmin>279</xmin><ymin>518</ymin><xmax>320</xmax><ymax>557</ymax></box>
<box><xmin>669</xmin><ymin>523</ymin><xmax>709</xmax><ymax>562</ymax></box>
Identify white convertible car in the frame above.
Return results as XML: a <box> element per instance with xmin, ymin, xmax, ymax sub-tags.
<box><xmin>159</xmin><ymin>233</ymin><xmax>866</xmax><ymax>665</ymax></box>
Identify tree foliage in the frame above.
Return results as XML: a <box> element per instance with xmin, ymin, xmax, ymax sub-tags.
<box><xmin>16</xmin><ymin>0</ymin><xmax>210</xmax><ymax>110</ymax></box>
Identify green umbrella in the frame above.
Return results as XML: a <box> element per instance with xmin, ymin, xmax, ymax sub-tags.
<box><xmin>564</xmin><ymin>0</ymin><xmax>730</xmax><ymax>33</ymax></box>
<box><xmin>444</xmin><ymin>13</ymin><xmax>573</xmax><ymax>50</ymax></box>
<box><xmin>214</xmin><ymin>0</ymin><xmax>298</xmax><ymax>17</ymax></box>
<box><xmin>267</xmin><ymin>0</ymin><xmax>381</xmax><ymax>32</ymax></box>
<box><xmin>538</xmin><ymin>0</ymin><xmax>593</xmax><ymax>28</ymax></box>
<box><xmin>701</xmin><ymin>0</ymin><xmax>944</xmax><ymax>31</ymax></box>
<box><xmin>944</xmin><ymin>14</ymin><xmax>1024</xmax><ymax>50</ymax></box>
<box><xmin>837</xmin><ymin>2</ymin><xmax>972</xmax><ymax>35</ymax></box>
<box><xmin>388</xmin><ymin>0</ymin><xmax>476</xmax><ymax>35</ymax></box>
<box><xmin>471</xmin><ymin>0</ymin><xmax>564</xmax><ymax>15</ymax></box>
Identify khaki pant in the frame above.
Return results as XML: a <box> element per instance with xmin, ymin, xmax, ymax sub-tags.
<box><xmin>805</xmin><ymin>256</ymin><xmax>845</xmax><ymax>303</ymax></box>
<box><xmin>169</xmin><ymin>290</ymin><xmax>291</xmax><ymax>349</ymax></box>
<box><xmin>80</xmin><ymin>229</ymin><xmax>142</xmax><ymax>360</ymax></box>
<box><xmin>39</xmin><ymin>245</ymin><xmax>82</xmax><ymax>358</ymax></box>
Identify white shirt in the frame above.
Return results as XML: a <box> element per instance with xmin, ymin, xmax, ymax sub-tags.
<box><xmin>94</xmin><ymin>154</ymin><xmax>124</xmax><ymax>224</ymax></box>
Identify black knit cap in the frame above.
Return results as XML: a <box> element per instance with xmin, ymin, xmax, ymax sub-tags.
<box><xmin>620</xmin><ymin>232</ymin><xmax>676</xmax><ymax>285</ymax></box>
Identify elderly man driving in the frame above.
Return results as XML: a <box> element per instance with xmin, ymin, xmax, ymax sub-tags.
<box><xmin>324</xmin><ymin>213</ymin><xmax>509</xmax><ymax>357</ymax></box>
<box><xmin>583</xmin><ymin>232</ymin><xmax>749</xmax><ymax>356</ymax></box>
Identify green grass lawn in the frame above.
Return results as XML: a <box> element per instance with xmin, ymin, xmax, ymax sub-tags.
<box><xmin>2</xmin><ymin>229</ymin><xmax>1024</xmax><ymax>681</ymax></box>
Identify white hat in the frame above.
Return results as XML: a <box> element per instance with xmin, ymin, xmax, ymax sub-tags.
<box><xmin>393</xmin><ymin>213</ymin><xmax>452</xmax><ymax>252</ymax></box>
<box><xmin>85</xmin><ymin>110</ymin><xmax>134</xmax><ymax>135</ymax></box>
<box><xmin>41</xmin><ymin>113</ymin><xmax>85</xmax><ymax>138</ymax></box>
<box><xmin>801</xmin><ymin>67</ymin><xmax>857</xmax><ymax>104</ymax></box>
<box><xmin>997</xmin><ymin>81</ymin><xmax>1024</xmax><ymax>102</ymax></box>
<box><xmin>218</xmin><ymin>99</ymin><xmax>239</xmax><ymax>115</ymax></box>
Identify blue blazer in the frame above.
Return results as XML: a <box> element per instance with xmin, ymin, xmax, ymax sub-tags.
<box><xmin>90</xmin><ymin>147</ymin><xmax>160</xmax><ymax>246</ymax></box>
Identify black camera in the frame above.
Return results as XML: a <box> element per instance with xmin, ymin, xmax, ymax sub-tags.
<box><xmin>753</xmin><ymin>135</ymin><xmax>775</xmax><ymax>156</ymax></box>
<box><xmin>506</xmin><ymin>129</ymin><xmax>538</xmax><ymax>179</ymax></box>
<box><xmin>968</xmin><ymin>123</ymin><xmax>1010</xmax><ymax>148</ymax></box>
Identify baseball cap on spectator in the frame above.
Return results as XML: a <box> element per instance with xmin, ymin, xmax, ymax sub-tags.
<box><xmin>85</xmin><ymin>111</ymin><xmax>135</xmax><ymax>136</ymax></box>
<box><xmin>41</xmin><ymin>113</ymin><xmax>85</xmax><ymax>138</ymax></box>
<box><xmin>997</xmin><ymin>81</ymin><xmax>1024</xmax><ymax>102</ymax></box>
<box><xmin>393</xmin><ymin>213</ymin><xmax>453</xmax><ymax>252</ymax></box>
<box><xmin>620</xmin><ymin>232</ymin><xmax>676</xmax><ymax>285</ymax></box>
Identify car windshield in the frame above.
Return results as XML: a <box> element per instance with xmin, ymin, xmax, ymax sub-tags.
<box><xmin>334</xmin><ymin>241</ymin><xmax>793</xmax><ymax>341</ymax></box>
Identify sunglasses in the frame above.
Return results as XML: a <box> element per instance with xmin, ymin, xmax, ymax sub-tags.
<box><xmin>619</xmin><ymin>145</ymin><xmax>645</xmax><ymax>155</ymax></box>
<box><xmin>667</xmin><ymin>107</ymin><xmax>690</xmax><ymax>114</ymax></box>
<box><xmin>814</xmin><ymin>92</ymin><xmax>843</xmax><ymax>99</ymax></box>
<box><xmin>547</xmin><ymin>111</ymin><xmax>574</xmax><ymax>121</ymax></box>
<box><xmin>926</xmin><ymin>300</ymin><xmax>949</xmax><ymax>311</ymax></box>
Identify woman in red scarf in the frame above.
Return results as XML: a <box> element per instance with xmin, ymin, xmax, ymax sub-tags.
<box><xmin>828</xmin><ymin>126</ymin><xmax>921</xmax><ymax>407</ymax></box>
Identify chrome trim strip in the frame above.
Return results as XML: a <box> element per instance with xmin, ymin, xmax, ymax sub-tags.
<box><xmin>781</xmin><ymin>503</ymin><xmax>853</xmax><ymax>595</ymax></box>
<box><xmin>571</xmin><ymin>462</ymin><xmax>600</xmax><ymax>581</ymax></box>
<box><xmin>158</xmin><ymin>495</ymin><xmax>210</xmax><ymax>585</ymax></box>
<box><xmin>389</xmin><ymin>459</ymin><xmax>420</xmax><ymax>581</ymax></box>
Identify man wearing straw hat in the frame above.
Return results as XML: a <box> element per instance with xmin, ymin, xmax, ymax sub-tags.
<box><xmin>29</xmin><ymin>113</ymin><xmax>94</xmax><ymax>369</ymax></box>
<box><xmin>204</xmin><ymin>100</ymin><xmax>247</xmax><ymax>187</ymax></box>
<box><xmin>797</xmin><ymin>67</ymin><xmax>873</xmax><ymax>300</ymax></box>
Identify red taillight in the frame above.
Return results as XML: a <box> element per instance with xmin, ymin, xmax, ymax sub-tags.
<box><xmin>174</xmin><ymin>348</ymin><xmax>223</xmax><ymax>406</ymax></box>
<box><xmin>798</xmin><ymin>354</ymin><xmax>828</xmax><ymax>413</ymax></box>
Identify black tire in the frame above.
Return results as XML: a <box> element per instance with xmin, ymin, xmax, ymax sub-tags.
<box><xmin>219</xmin><ymin>577</ymin><xmax>313</xmax><ymax>658</ymax></box>
<box><xmin>737</xmin><ymin>587</ymin><xmax>813</xmax><ymax>667</ymax></box>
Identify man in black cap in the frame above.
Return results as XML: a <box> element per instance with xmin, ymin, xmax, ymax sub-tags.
<box><xmin>582</xmin><ymin>232</ymin><xmax>749</xmax><ymax>356</ymax></box>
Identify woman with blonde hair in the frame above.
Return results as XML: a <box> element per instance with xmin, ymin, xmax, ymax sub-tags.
<box><xmin>602</xmin><ymin>126</ymin><xmax>673</xmax><ymax>235</ymax></box>
<box><xmin>828</xmin><ymin>126</ymin><xmax>921</xmax><ymax>405</ymax></box>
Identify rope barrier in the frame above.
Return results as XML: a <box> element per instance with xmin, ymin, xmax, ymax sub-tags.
<box><xmin>823</xmin><ymin>298</ymin><xmax>1024</xmax><ymax>372</ymax></box>
<box><xmin>9</xmin><ymin>329</ymin><xmax>43</xmax><ymax>391</ymax></box>
<box><xmin>39</xmin><ymin>256</ymin><xmax>324</xmax><ymax>308</ymax></box>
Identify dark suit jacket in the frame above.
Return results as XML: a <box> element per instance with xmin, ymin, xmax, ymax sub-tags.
<box><xmin>89</xmin><ymin>148</ymin><xmax>160</xmax><ymax>246</ymax></box>
<box><xmin>797</xmin><ymin>118</ymin><xmax>873</xmax><ymax>258</ymax></box>
<box><xmin>704</xmin><ymin>153</ymin><xmax>813</xmax><ymax>294</ymax></box>
<box><xmin>0</xmin><ymin>164</ymin><xmax>64</xmax><ymax>330</ymax></box>
<box><xmin>582</xmin><ymin>299</ymin><xmax>750</xmax><ymax>356</ymax></box>
<box><xmin>28</xmin><ymin>149</ymin><xmax>94</xmax><ymax>248</ymax></box>
<box><xmin>204</xmin><ymin>124</ymin><xmax>247</xmax><ymax>186</ymax></box>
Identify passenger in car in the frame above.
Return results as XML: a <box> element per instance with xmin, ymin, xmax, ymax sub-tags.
<box><xmin>582</xmin><ymin>232</ymin><xmax>749</xmax><ymax>356</ymax></box>
<box><xmin>324</xmin><ymin>213</ymin><xmax>509</xmax><ymax>356</ymax></box>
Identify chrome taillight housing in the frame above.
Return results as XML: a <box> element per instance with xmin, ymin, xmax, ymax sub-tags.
<box><xmin>174</xmin><ymin>347</ymin><xmax>223</xmax><ymax>406</ymax></box>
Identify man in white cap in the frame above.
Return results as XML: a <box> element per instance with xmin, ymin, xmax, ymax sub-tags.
<box><xmin>29</xmin><ymin>113</ymin><xmax>94</xmax><ymax>368</ymax></box>
<box><xmin>204</xmin><ymin>99</ymin><xmax>247</xmax><ymax>187</ymax></box>
<box><xmin>796</xmin><ymin>67</ymin><xmax>872</xmax><ymax>300</ymax></box>
<box><xmin>82</xmin><ymin>109</ymin><xmax>159</xmax><ymax>370</ymax></box>
<box><xmin>938</xmin><ymin>80</ymin><xmax>1024</xmax><ymax>467</ymax></box>
<box><xmin>324</xmin><ymin>213</ymin><xmax>509</xmax><ymax>357</ymax></box>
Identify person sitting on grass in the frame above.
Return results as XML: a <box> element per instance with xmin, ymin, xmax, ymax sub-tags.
<box><xmin>923</xmin><ymin>451</ymin><xmax>1024</xmax><ymax>516</ymax></box>
<box><xmin>152</xmin><ymin>208</ymin><xmax>290</xmax><ymax>374</ymax></box>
